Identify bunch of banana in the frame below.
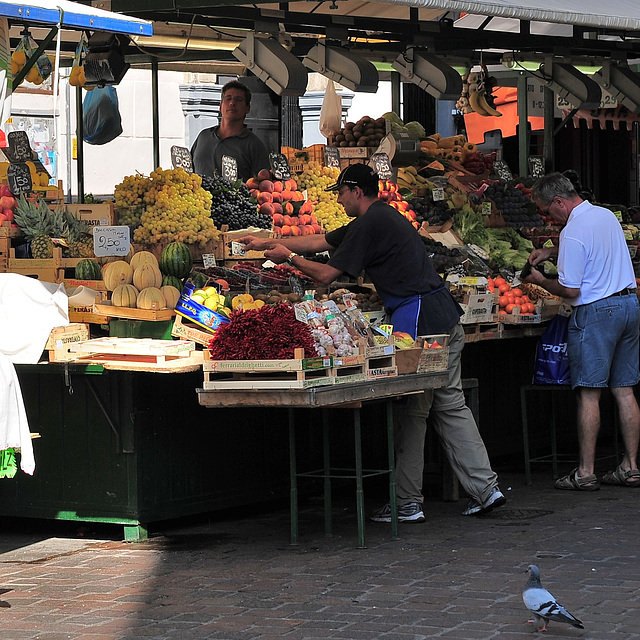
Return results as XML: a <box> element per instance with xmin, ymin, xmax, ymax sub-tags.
<box><xmin>467</xmin><ymin>71</ymin><xmax>502</xmax><ymax>118</ymax></box>
<box><xmin>396</xmin><ymin>165</ymin><xmax>432</xmax><ymax>190</ymax></box>
<box><xmin>456</xmin><ymin>73</ymin><xmax>474</xmax><ymax>115</ymax></box>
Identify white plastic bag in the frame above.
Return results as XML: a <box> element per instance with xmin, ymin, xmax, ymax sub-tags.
<box><xmin>319</xmin><ymin>80</ymin><xmax>342</xmax><ymax>138</ymax></box>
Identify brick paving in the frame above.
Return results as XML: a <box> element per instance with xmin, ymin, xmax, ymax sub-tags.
<box><xmin>1</xmin><ymin>467</ymin><xmax>640</xmax><ymax>640</ymax></box>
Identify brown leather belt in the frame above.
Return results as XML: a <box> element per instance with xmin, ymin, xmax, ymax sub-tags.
<box><xmin>606</xmin><ymin>288</ymin><xmax>637</xmax><ymax>298</ymax></box>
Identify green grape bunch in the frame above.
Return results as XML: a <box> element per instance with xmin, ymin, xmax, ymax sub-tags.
<box><xmin>114</xmin><ymin>168</ymin><xmax>221</xmax><ymax>247</ymax></box>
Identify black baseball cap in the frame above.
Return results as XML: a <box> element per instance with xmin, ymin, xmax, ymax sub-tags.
<box><xmin>325</xmin><ymin>163</ymin><xmax>379</xmax><ymax>191</ymax></box>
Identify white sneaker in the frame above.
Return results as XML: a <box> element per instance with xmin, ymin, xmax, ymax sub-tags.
<box><xmin>461</xmin><ymin>487</ymin><xmax>506</xmax><ymax>516</ymax></box>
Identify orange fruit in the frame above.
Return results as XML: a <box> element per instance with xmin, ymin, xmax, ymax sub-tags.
<box><xmin>521</xmin><ymin>295</ymin><xmax>530</xmax><ymax>304</ymax></box>
<box><xmin>511</xmin><ymin>288</ymin><xmax>523</xmax><ymax>297</ymax></box>
<box><xmin>498</xmin><ymin>309</ymin><xmax>508</xmax><ymax>315</ymax></box>
<box><xmin>514</xmin><ymin>297</ymin><xmax>524</xmax><ymax>306</ymax></box>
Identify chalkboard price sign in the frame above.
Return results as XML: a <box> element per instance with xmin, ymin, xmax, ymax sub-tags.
<box><xmin>370</xmin><ymin>152</ymin><xmax>392</xmax><ymax>180</ymax></box>
<box><xmin>269</xmin><ymin>152</ymin><xmax>291</xmax><ymax>180</ymax></box>
<box><xmin>171</xmin><ymin>146</ymin><xmax>193</xmax><ymax>173</ymax></box>
<box><xmin>493</xmin><ymin>160</ymin><xmax>512</xmax><ymax>182</ymax></box>
<box><xmin>7</xmin><ymin>130</ymin><xmax>33</xmax><ymax>163</ymax></box>
<box><xmin>221</xmin><ymin>155</ymin><xmax>238</xmax><ymax>183</ymax></box>
<box><xmin>7</xmin><ymin>163</ymin><xmax>32</xmax><ymax>195</ymax></box>
<box><xmin>528</xmin><ymin>156</ymin><xmax>545</xmax><ymax>179</ymax></box>
<box><xmin>324</xmin><ymin>146</ymin><xmax>341</xmax><ymax>169</ymax></box>
<box><xmin>92</xmin><ymin>225</ymin><xmax>131</xmax><ymax>257</ymax></box>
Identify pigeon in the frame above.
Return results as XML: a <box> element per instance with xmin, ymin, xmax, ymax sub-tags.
<box><xmin>522</xmin><ymin>564</ymin><xmax>584</xmax><ymax>632</ymax></box>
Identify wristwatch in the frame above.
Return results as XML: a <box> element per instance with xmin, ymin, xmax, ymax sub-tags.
<box><xmin>286</xmin><ymin>251</ymin><xmax>298</xmax><ymax>265</ymax></box>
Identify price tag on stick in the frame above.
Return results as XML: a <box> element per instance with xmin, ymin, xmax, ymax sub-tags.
<box><xmin>269</xmin><ymin>152</ymin><xmax>291</xmax><ymax>180</ymax></box>
<box><xmin>93</xmin><ymin>226</ymin><xmax>131</xmax><ymax>257</ymax></box>
<box><xmin>528</xmin><ymin>156</ymin><xmax>545</xmax><ymax>179</ymax></box>
<box><xmin>324</xmin><ymin>146</ymin><xmax>341</xmax><ymax>169</ymax></box>
<box><xmin>7</xmin><ymin>131</ymin><xmax>33</xmax><ymax>162</ymax></box>
<box><xmin>7</xmin><ymin>163</ymin><xmax>32</xmax><ymax>195</ymax></box>
<box><xmin>493</xmin><ymin>160</ymin><xmax>512</xmax><ymax>182</ymax></box>
<box><xmin>221</xmin><ymin>155</ymin><xmax>238</xmax><ymax>183</ymax></box>
<box><xmin>370</xmin><ymin>152</ymin><xmax>392</xmax><ymax>180</ymax></box>
<box><xmin>171</xmin><ymin>146</ymin><xmax>193</xmax><ymax>173</ymax></box>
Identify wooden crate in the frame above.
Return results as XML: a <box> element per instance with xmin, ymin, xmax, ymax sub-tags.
<box><xmin>6</xmin><ymin>248</ymin><xmax>63</xmax><ymax>282</ymax></box>
<box><xmin>365</xmin><ymin>352</ymin><xmax>397</xmax><ymax>379</ymax></box>
<box><xmin>171</xmin><ymin>314</ymin><xmax>213</xmax><ymax>347</ymax></box>
<box><xmin>93</xmin><ymin>302</ymin><xmax>175</xmax><ymax>322</ymax></box>
<box><xmin>331</xmin><ymin>353</ymin><xmax>367</xmax><ymax>384</ymax></box>
<box><xmin>463</xmin><ymin>322</ymin><xmax>502</xmax><ymax>343</ymax></box>
<box><xmin>203</xmin><ymin>348</ymin><xmax>335</xmax><ymax>389</ymax></box>
<box><xmin>67</xmin><ymin>337</ymin><xmax>195</xmax><ymax>368</ymax></box>
<box><xmin>45</xmin><ymin>323</ymin><xmax>91</xmax><ymax>362</ymax></box>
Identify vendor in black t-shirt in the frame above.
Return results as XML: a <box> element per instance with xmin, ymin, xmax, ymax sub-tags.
<box><xmin>239</xmin><ymin>163</ymin><xmax>505</xmax><ymax>521</ymax></box>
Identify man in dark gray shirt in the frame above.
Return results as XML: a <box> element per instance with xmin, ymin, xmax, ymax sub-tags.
<box><xmin>190</xmin><ymin>81</ymin><xmax>271</xmax><ymax>182</ymax></box>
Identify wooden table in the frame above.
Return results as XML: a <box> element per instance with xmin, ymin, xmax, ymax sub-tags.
<box><xmin>197</xmin><ymin>371</ymin><xmax>448</xmax><ymax>548</ymax></box>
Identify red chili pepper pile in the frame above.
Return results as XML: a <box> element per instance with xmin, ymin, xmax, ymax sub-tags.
<box><xmin>208</xmin><ymin>303</ymin><xmax>318</xmax><ymax>360</ymax></box>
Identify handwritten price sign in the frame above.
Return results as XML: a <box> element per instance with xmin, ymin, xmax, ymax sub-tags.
<box><xmin>92</xmin><ymin>226</ymin><xmax>131</xmax><ymax>257</ymax></box>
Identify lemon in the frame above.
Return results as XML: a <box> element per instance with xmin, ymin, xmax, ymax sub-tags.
<box><xmin>191</xmin><ymin>293</ymin><xmax>206</xmax><ymax>305</ymax></box>
<box><xmin>26</xmin><ymin>66</ymin><xmax>40</xmax><ymax>83</ymax></box>
<box><xmin>203</xmin><ymin>297</ymin><xmax>219</xmax><ymax>311</ymax></box>
<box><xmin>12</xmin><ymin>50</ymin><xmax>26</xmax><ymax>66</ymax></box>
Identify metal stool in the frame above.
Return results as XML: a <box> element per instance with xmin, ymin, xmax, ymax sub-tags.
<box><xmin>521</xmin><ymin>384</ymin><xmax>620</xmax><ymax>485</ymax></box>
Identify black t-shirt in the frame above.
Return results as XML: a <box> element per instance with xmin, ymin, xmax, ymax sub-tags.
<box><xmin>325</xmin><ymin>200</ymin><xmax>462</xmax><ymax>333</ymax></box>
<box><xmin>325</xmin><ymin>200</ymin><xmax>443</xmax><ymax>300</ymax></box>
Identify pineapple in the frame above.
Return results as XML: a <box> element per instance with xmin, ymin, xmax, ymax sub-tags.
<box><xmin>13</xmin><ymin>195</ymin><xmax>56</xmax><ymax>259</ymax></box>
<box><xmin>58</xmin><ymin>206</ymin><xmax>95</xmax><ymax>258</ymax></box>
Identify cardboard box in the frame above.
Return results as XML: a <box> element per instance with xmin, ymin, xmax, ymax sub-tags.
<box><xmin>459</xmin><ymin>293</ymin><xmax>498</xmax><ymax>324</ymax></box>
<box><xmin>45</xmin><ymin>323</ymin><xmax>90</xmax><ymax>361</ymax></box>
<box><xmin>174</xmin><ymin>281</ymin><xmax>230</xmax><ymax>334</ymax></box>
<box><xmin>61</xmin><ymin>203</ymin><xmax>115</xmax><ymax>227</ymax></box>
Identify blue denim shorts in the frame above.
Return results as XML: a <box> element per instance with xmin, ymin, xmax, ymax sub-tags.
<box><xmin>568</xmin><ymin>293</ymin><xmax>640</xmax><ymax>388</ymax></box>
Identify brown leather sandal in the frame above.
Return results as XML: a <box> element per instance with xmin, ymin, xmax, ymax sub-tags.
<box><xmin>601</xmin><ymin>465</ymin><xmax>640</xmax><ymax>487</ymax></box>
<box><xmin>554</xmin><ymin>468</ymin><xmax>601</xmax><ymax>491</ymax></box>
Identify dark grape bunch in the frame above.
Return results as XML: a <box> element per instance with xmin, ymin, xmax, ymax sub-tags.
<box><xmin>420</xmin><ymin>236</ymin><xmax>465</xmax><ymax>271</ymax></box>
<box><xmin>200</xmin><ymin>174</ymin><xmax>272</xmax><ymax>231</ymax></box>
<box><xmin>483</xmin><ymin>182</ymin><xmax>544</xmax><ymax>228</ymax></box>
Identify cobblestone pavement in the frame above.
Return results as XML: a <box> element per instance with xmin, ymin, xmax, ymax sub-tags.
<box><xmin>1</xmin><ymin>468</ymin><xmax>640</xmax><ymax>640</ymax></box>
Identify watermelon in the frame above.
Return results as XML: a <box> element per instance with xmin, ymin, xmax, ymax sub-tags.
<box><xmin>162</xmin><ymin>274</ymin><xmax>183</xmax><ymax>290</ymax></box>
<box><xmin>159</xmin><ymin>241</ymin><xmax>193</xmax><ymax>278</ymax></box>
<box><xmin>187</xmin><ymin>271</ymin><xmax>208</xmax><ymax>289</ymax></box>
<box><xmin>75</xmin><ymin>259</ymin><xmax>102</xmax><ymax>280</ymax></box>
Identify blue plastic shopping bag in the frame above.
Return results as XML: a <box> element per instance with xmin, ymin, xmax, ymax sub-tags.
<box><xmin>532</xmin><ymin>313</ymin><xmax>571</xmax><ymax>385</ymax></box>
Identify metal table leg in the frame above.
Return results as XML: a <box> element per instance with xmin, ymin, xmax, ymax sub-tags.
<box><xmin>521</xmin><ymin>386</ymin><xmax>532</xmax><ymax>485</ymax></box>
<box><xmin>322</xmin><ymin>410</ymin><xmax>332</xmax><ymax>537</ymax></box>
<box><xmin>353</xmin><ymin>407</ymin><xmax>366</xmax><ymax>549</ymax></box>
<box><xmin>386</xmin><ymin>400</ymin><xmax>399</xmax><ymax>540</ymax></box>
<box><xmin>288</xmin><ymin>408</ymin><xmax>298</xmax><ymax>546</ymax></box>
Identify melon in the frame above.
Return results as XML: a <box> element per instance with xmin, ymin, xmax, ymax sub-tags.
<box><xmin>161</xmin><ymin>285</ymin><xmax>181</xmax><ymax>309</ymax></box>
<box><xmin>75</xmin><ymin>259</ymin><xmax>102</xmax><ymax>280</ymax></box>
<box><xmin>162</xmin><ymin>274</ymin><xmax>183</xmax><ymax>291</ymax></box>
<box><xmin>133</xmin><ymin>262</ymin><xmax>162</xmax><ymax>290</ymax></box>
<box><xmin>111</xmin><ymin>284</ymin><xmax>138</xmax><ymax>308</ymax></box>
<box><xmin>130</xmin><ymin>250</ymin><xmax>159</xmax><ymax>271</ymax></box>
<box><xmin>159</xmin><ymin>242</ymin><xmax>193</xmax><ymax>279</ymax></box>
<box><xmin>103</xmin><ymin>260</ymin><xmax>133</xmax><ymax>291</ymax></box>
<box><xmin>136</xmin><ymin>287</ymin><xmax>166</xmax><ymax>310</ymax></box>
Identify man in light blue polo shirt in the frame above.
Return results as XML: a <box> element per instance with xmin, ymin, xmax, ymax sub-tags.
<box><xmin>525</xmin><ymin>172</ymin><xmax>640</xmax><ymax>490</ymax></box>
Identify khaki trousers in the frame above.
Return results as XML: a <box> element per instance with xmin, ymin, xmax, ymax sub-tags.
<box><xmin>393</xmin><ymin>323</ymin><xmax>498</xmax><ymax>505</ymax></box>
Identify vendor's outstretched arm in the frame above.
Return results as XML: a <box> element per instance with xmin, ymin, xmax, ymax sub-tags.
<box><xmin>239</xmin><ymin>234</ymin><xmax>332</xmax><ymax>254</ymax></box>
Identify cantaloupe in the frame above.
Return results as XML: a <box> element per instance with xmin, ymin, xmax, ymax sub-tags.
<box><xmin>133</xmin><ymin>263</ymin><xmax>162</xmax><ymax>290</ymax></box>
<box><xmin>136</xmin><ymin>287</ymin><xmax>166</xmax><ymax>310</ymax></box>
<box><xmin>103</xmin><ymin>260</ymin><xmax>133</xmax><ymax>291</ymax></box>
<box><xmin>129</xmin><ymin>250</ymin><xmax>159</xmax><ymax>271</ymax></box>
<box><xmin>111</xmin><ymin>284</ymin><xmax>139</xmax><ymax>307</ymax></box>
<box><xmin>160</xmin><ymin>285</ymin><xmax>181</xmax><ymax>309</ymax></box>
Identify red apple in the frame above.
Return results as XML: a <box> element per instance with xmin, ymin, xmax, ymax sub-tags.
<box><xmin>0</xmin><ymin>195</ymin><xmax>16</xmax><ymax>210</ymax></box>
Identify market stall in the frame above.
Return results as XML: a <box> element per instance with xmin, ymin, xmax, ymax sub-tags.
<box><xmin>3</xmin><ymin>0</ymin><xmax>640</xmax><ymax>543</ymax></box>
